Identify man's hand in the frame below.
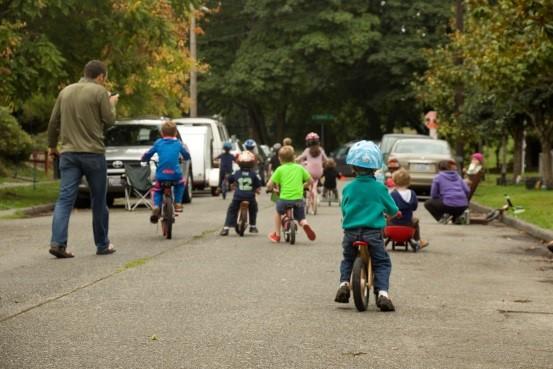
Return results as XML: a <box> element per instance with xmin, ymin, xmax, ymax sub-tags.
<box><xmin>48</xmin><ymin>148</ymin><xmax>59</xmax><ymax>158</ymax></box>
<box><xmin>109</xmin><ymin>94</ymin><xmax>119</xmax><ymax>106</ymax></box>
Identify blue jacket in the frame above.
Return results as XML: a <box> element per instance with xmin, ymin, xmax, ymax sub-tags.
<box><xmin>390</xmin><ymin>189</ymin><xmax>418</xmax><ymax>225</ymax></box>
<box><xmin>142</xmin><ymin>138</ymin><xmax>191</xmax><ymax>181</ymax></box>
<box><xmin>229</xmin><ymin>169</ymin><xmax>261</xmax><ymax>200</ymax></box>
<box><xmin>217</xmin><ymin>152</ymin><xmax>235</xmax><ymax>174</ymax></box>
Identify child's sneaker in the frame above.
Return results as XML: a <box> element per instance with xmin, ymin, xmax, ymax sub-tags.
<box><xmin>175</xmin><ymin>204</ymin><xmax>183</xmax><ymax>213</ymax></box>
<box><xmin>439</xmin><ymin>214</ymin><xmax>453</xmax><ymax>224</ymax></box>
<box><xmin>150</xmin><ymin>207</ymin><xmax>161</xmax><ymax>224</ymax></box>
<box><xmin>376</xmin><ymin>294</ymin><xmax>395</xmax><ymax>312</ymax></box>
<box><xmin>268</xmin><ymin>232</ymin><xmax>281</xmax><ymax>243</ymax></box>
<box><xmin>249</xmin><ymin>226</ymin><xmax>259</xmax><ymax>233</ymax></box>
<box><xmin>220</xmin><ymin>227</ymin><xmax>229</xmax><ymax>236</ymax></box>
<box><xmin>302</xmin><ymin>224</ymin><xmax>316</xmax><ymax>241</ymax></box>
<box><xmin>334</xmin><ymin>284</ymin><xmax>350</xmax><ymax>303</ymax></box>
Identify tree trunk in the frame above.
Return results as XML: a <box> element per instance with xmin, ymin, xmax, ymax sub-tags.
<box><xmin>539</xmin><ymin>137</ymin><xmax>553</xmax><ymax>188</ymax></box>
<box><xmin>275</xmin><ymin>106</ymin><xmax>287</xmax><ymax>144</ymax></box>
<box><xmin>509</xmin><ymin>117</ymin><xmax>525</xmax><ymax>182</ymax></box>
<box><xmin>247</xmin><ymin>104</ymin><xmax>269</xmax><ymax>144</ymax></box>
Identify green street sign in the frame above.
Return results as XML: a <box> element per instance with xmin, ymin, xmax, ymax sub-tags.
<box><xmin>311</xmin><ymin>114</ymin><xmax>335</xmax><ymax>121</ymax></box>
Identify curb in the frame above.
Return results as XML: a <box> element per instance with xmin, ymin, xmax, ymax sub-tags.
<box><xmin>470</xmin><ymin>201</ymin><xmax>553</xmax><ymax>243</ymax></box>
<box><xmin>22</xmin><ymin>203</ymin><xmax>55</xmax><ymax>216</ymax></box>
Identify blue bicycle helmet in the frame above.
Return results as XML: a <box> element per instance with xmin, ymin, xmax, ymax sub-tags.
<box><xmin>223</xmin><ymin>141</ymin><xmax>232</xmax><ymax>151</ymax></box>
<box><xmin>346</xmin><ymin>140</ymin><xmax>383</xmax><ymax>169</ymax></box>
<box><xmin>244</xmin><ymin>139</ymin><xmax>256</xmax><ymax>150</ymax></box>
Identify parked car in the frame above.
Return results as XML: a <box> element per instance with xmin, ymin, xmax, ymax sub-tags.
<box><xmin>77</xmin><ymin>119</ymin><xmax>192</xmax><ymax>207</ymax></box>
<box><xmin>380</xmin><ymin>133</ymin><xmax>432</xmax><ymax>163</ymax></box>
<box><xmin>388</xmin><ymin>138</ymin><xmax>454</xmax><ymax>193</ymax></box>
<box><xmin>329</xmin><ymin>141</ymin><xmax>356</xmax><ymax>177</ymax></box>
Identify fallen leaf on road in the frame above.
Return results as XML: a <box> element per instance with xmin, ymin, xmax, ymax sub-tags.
<box><xmin>514</xmin><ymin>299</ymin><xmax>531</xmax><ymax>303</ymax></box>
<box><xmin>342</xmin><ymin>351</ymin><xmax>367</xmax><ymax>357</ymax></box>
<box><xmin>150</xmin><ymin>335</ymin><xmax>159</xmax><ymax>341</ymax></box>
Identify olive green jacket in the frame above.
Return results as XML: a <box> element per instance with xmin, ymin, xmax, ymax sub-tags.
<box><xmin>48</xmin><ymin>78</ymin><xmax>115</xmax><ymax>154</ymax></box>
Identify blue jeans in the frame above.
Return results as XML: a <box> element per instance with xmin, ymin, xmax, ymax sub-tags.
<box><xmin>340</xmin><ymin>228</ymin><xmax>392</xmax><ymax>293</ymax></box>
<box><xmin>152</xmin><ymin>179</ymin><xmax>185</xmax><ymax>207</ymax></box>
<box><xmin>224</xmin><ymin>198</ymin><xmax>258</xmax><ymax>227</ymax></box>
<box><xmin>51</xmin><ymin>153</ymin><xmax>110</xmax><ymax>250</ymax></box>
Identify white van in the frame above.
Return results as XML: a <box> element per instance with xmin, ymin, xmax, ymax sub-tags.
<box><xmin>177</xmin><ymin>125</ymin><xmax>213</xmax><ymax>190</ymax></box>
<box><xmin>173</xmin><ymin>117</ymin><xmax>230</xmax><ymax>159</ymax></box>
<box><xmin>174</xmin><ymin>117</ymin><xmax>233</xmax><ymax>195</ymax></box>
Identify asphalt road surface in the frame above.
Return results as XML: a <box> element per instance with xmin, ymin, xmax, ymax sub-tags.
<box><xmin>1</xmin><ymin>190</ymin><xmax>553</xmax><ymax>369</ymax></box>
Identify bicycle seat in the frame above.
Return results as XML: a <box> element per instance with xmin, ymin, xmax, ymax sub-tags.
<box><xmin>159</xmin><ymin>181</ymin><xmax>179</xmax><ymax>187</ymax></box>
<box><xmin>353</xmin><ymin>241</ymin><xmax>368</xmax><ymax>248</ymax></box>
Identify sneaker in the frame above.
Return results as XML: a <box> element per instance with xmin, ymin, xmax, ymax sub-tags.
<box><xmin>268</xmin><ymin>232</ymin><xmax>281</xmax><ymax>243</ymax></box>
<box><xmin>334</xmin><ymin>285</ymin><xmax>350</xmax><ymax>303</ymax></box>
<box><xmin>302</xmin><ymin>224</ymin><xmax>316</xmax><ymax>241</ymax></box>
<box><xmin>410</xmin><ymin>240</ymin><xmax>421</xmax><ymax>252</ymax></box>
<box><xmin>249</xmin><ymin>226</ymin><xmax>259</xmax><ymax>233</ymax></box>
<box><xmin>150</xmin><ymin>207</ymin><xmax>161</xmax><ymax>224</ymax></box>
<box><xmin>175</xmin><ymin>204</ymin><xmax>183</xmax><ymax>213</ymax></box>
<box><xmin>376</xmin><ymin>295</ymin><xmax>395</xmax><ymax>312</ymax></box>
<box><xmin>220</xmin><ymin>228</ymin><xmax>229</xmax><ymax>236</ymax></box>
<box><xmin>439</xmin><ymin>214</ymin><xmax>452</xmax><ymax>224</ymax></box>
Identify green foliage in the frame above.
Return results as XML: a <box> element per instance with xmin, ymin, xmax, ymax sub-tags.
<box><xmin>0</xmin><ymin>107</ymin><xmax>33</xmax><ymax>163</ymax></box>
<box><xmin>199</xmin><ymin>0</ymin><xmax>451</xmax><ymax>146</ymax></box>
<box><xmin>417</xmin><ymin>0</ymin><xmax>553</xmax><ymax>185</ymax></box>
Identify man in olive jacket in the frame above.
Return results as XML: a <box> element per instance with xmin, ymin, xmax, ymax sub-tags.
<box><xmin>47</xmin><ymin>60</ymin><xmax>118</xmax><ymax>258</ymax></box>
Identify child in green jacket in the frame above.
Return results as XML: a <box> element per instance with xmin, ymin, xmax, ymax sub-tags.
<box><xmin>335</xmin><ymin>141</ymin><xmax>399</xmax><ymax>311</ymax></box>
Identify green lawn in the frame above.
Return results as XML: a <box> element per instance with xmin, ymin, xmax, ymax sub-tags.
<box><xmin>0</xmin><ymin>181</ymin><xmax>60</xmax><ymax>210</ymax></box>
<box><xmin>472</xmin><ymin>175</ymin><xmax>553</xmax><ymax>230</ymax></box>
<box><xmin>0</xmin><ymin>162</ymin><xmax>51</xmax><ymax>184</ymax></box>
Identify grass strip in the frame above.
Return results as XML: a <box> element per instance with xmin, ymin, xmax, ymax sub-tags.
<box><xmin>0</xmin><ymin>181</ymin><xmax>59</xmax><ymax>210</ymax></box>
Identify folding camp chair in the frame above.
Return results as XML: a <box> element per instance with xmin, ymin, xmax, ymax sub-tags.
<box><xmin>123</xmin><ymin>163</ymin><xmax>153</xmax><ymax>211</ymax></box>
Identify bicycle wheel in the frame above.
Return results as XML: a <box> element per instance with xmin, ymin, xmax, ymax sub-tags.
<box><xmin>352</xmin><ymin>256</ymin><xmax>369</xmax><ymax>311</ymax></box>
<box><xmin>237</xmin><ymin>207</ymin><xmax>247</xmax><ymax>236</ymax></box>
<box><xmin>221</xmin><ymin>177</ymin><xmax>228</xmax><ymax>200</ymax></box>
<box><xmin>161</xmin><ymin>196</ymin><xmax>173</xmax><ymax>240</ymax></box>
<box><xmin>289</xmin><ymin>222</ymin><xmax>296</xmax><ymax>245</ymax></box>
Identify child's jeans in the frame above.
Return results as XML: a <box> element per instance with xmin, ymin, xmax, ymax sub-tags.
<box><xmin>340</xmin><ymin>227</ymin><xmax>392</xmax><ymax>293</ymax></box>
<box><xmin>224</xmin><ymin>198</ymin><xmax>258</xmax><ymax>226</ymax></box>
<box><xmin>152</xmin><ymin>178</ymin><xmax>185</xmax><ymax>207</ymax></box>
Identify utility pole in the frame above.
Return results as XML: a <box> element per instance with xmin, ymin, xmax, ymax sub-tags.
<box><xmin>454</xmin><ymin>0</ymin><xmax>465</xmax><ymax>168</ymax></box>
<box><xmin>189</xmin><ymin>7</ymin><xmax>198</xmax><ymax>117</ymax></box>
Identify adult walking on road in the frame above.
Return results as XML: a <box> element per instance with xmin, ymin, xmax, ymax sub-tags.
<box><xmin>424</xmin><ymin>160</ymin><xmax>470</xmax><ymax>224</ymax></box>
<box><xmin>47</xmin><ymin>60</ymin><xmax>118</xmax><ymax>258</ymax></box>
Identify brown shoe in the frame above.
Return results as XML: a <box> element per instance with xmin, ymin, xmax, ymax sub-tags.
<box><xmin>96</xmin><ymin>243</ymin><xmax>116</xmax><ymax>255</ymax></box>
<box><xmin>175</xmin><ymin>204</ymin><xmax>183</xmax><ymax>213</ymax></box>
<box><xmin>49</xmin><ymin>246</ymin><xmax>74</xmax><ymax>259</ymax></box>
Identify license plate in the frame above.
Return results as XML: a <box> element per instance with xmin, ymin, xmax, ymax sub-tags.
<box><xmin>410</xmin><ymin>163</ymin><xmax>435</xmax><ymax>173</ymax></box>
<box><xmin>108</xmin><ymin>176</ymin><xmax>121</xmax><ymax>187</ymax></box>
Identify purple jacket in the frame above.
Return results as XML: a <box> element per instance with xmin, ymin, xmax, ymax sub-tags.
<box><xmin>430</xmin><ymin>171</ymin><xmax>470</xmax><ymax>207</ymax></box>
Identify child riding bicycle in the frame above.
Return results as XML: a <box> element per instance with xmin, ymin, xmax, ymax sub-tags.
<box><xmin>296</xmin><ymin>132</ymin><xmax>327</xmax><ymax>189</ymax></box>
<box><xmin>219</xmin><ymin>151</ymin><xmax>262</xmax><ymax>236</ymax></box>
<box><xmin>215</xmin><ymin>141</ymin><xmax>236</xmax><ymax>194</ymax></box>
<box><xmin>266</xmin><ymin>145</ymin><xmax>316</xmax><ymax>243</ymax></box>
<box><xmin>322</xmin><ymin>158</ymin><xmax>340</xmax><ymax>202</ymax></box>
<box><xmin>334</xmin><ymin>140</ymin><xmax>399</xmax><ymax>312</ymax></box>
<box><xmin>142</xmin><ymin>120</ymin><xmax>191</xmax><ymax>224</ymax></box>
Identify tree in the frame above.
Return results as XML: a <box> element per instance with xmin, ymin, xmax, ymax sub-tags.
<box><xmin>199</xmin><ymin>1</ymin><xmax>451</xmax><ymax>146</ymax></box>
<box><xmin>418</xmin><ymin>0</ymin><xmax>553</xmax><ymax>186</ymax></box>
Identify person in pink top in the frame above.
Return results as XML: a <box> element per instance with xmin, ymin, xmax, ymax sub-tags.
<box><xmin>296</xmin><ymin>132</ymin><xmax>327</xmax><ymax>180</ymax></box>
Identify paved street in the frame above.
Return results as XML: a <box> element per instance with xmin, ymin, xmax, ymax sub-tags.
<box><xmin>1</xmin><ymin>190</ymin><xmax>553</xmax><ymax>369</ymax></box>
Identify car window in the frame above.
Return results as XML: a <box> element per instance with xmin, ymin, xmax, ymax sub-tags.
<box><xmin>335</xmin><ymin>146</ymin><xmax>349</xmax><ymax>159</ymax></box>
<box><xmin>105</xmin><ymin>125</ymin><xmax>160</xmax><ymax>146</ymax></box>
<box><xmin>393</xmin><ymin>140</ymin><xmax>449</xmax><ymax>155</ymax></box>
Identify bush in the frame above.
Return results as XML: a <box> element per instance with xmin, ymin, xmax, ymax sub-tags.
<box><xmin>0</xmin><ymin>107</ymin><xmax>33</xmax><ymax>163</ymax></box>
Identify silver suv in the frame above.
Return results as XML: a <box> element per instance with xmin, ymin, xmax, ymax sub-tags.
<box><xmin>76</xmin><ymin>119</ymin><xmax>192</xmax><ymax>207</ymax></box>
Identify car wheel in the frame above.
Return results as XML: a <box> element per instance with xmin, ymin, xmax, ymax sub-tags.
<box><xmin>183</xmin><ymin>173</ymin><xmax>193</xmax><ymax>204</ymax></box>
